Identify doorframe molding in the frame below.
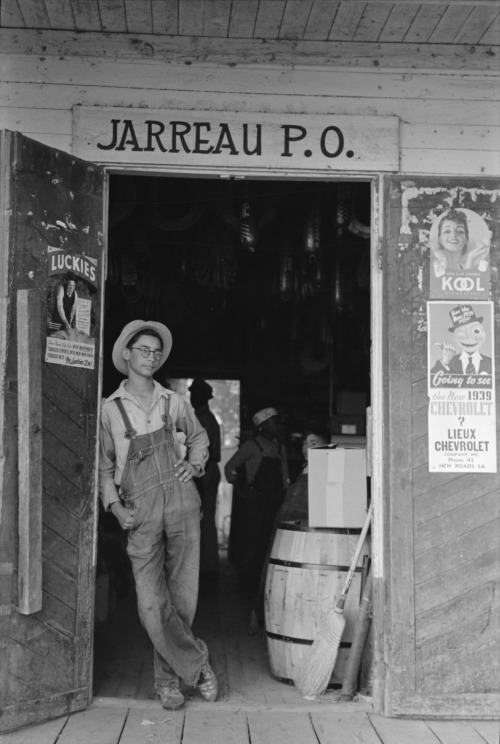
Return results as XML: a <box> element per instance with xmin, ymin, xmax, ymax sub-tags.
<box><xmin>96</xmin><ymin>164</ymin><xmax>384</xmax><ymax>711</ymax></box>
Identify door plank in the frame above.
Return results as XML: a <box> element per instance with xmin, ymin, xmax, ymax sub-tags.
<box><xmin>379</xmin><ymin>3</ymin><xmax>420</xmax><ymax>42</ymax></box>
<box><xmin>43</xmin><ymin>495</ymin><xmax>80</xmax><ymax>549</ymax></box>
<box><xmin>328</xmin><ymin>2</ymin><xmax>365</xmax><ymax>41</ymax></box>
<box><xmin>202</xmin><ymin>0</ymin><xmax>231</xmax><ymax>37</ymax></box>
<box><xmin>182</xmin><ymin>709</ymin><xmax>248</xmax><ymax>744</ymax></box>
<box><xmin>404</xmin><ymin>5</ymin><xmax>446</xmax><ymax>42</ymax></box>
<box><xmin>415</xmin><ymin>491</ymin><xmax>499</xmax><ymax>556</ymax></box>
<box><xmin>228</xmin><ymin>0</ymin><xmax>259</xmax><ymax>39</ymax></box>
<box><xmin>152</xmin><ymin>0</ymin><xmax>178</xmax><ymax>35</ymax></box>
<box><xmin>43</xmin><ymin>0</ymin><xmax>76</xmax><ymax>30</ymax></box>
<box><xmin>178</xmin><ymin>0</ymin><xmax>204</xmax><ymax>36</ymax></box>
<box><xmin>414</xmin><ymin>472</ymin><xmax>499</xmax><ymax>524</ymax></box>
<box><xmin>429</xmin><ymin>5</ymin><xmax>476</xmax><ymax>43</ymax></box>
<box><xmin>7</xmin><ymin>640</ymin><xmax>74</xmax><ymax>700</ymax></box>
<box><xmin>415</xmin><ymin>548</ymin><xmax>498</xmax><ymax>615</ymax></box>
<box><xmin>42</xmin><ymin>462</ymin><xmax>81</xmax><ymax>518</ymax></box>
<box><xmin>369</xmin><ymin>715</ymin><xmax>440</xmax><ymax>744</ymax></box>
<box><xmin>118</xmin><ymin>707</ymin><xmax>184</xmax><ymax>744</ymax></box>
<box><xmin>123</xmin><ymin>0</ymin><xmax>152</xmax><ymax>33</ymax></box>
<box><xmin>416</xmin><ymin>582</ymin><xmax>497</xmax><ymax>646</ymax></box>
<box><xmin>254</xmin><ymin>1</ymin><xmax>286</xmax><ymax>39</ymax></box>
<box><xmin>41</xmin><ymin>366</ymin><xmax>85</xmax><ymax>431</ymax></box>
<box><xmin>427</xmin><ymin>720</ymin><xmax>492</xmax><ymax>744</ymax></box>
<box><xmin>310</xmin><ymin>711</ymin><xmax>381</xmax><ymax>743</ymax></box>
<box><xmin>415</xmin><ymin>519</ymin><xmax>500</xmax><ymax>584</ymax></box>
<box><xmin>55</xmin><ymin>706</ymin><xmax>126</xmax><ymax>744</ymax></box>
<box><xmin>17</xmin><ymin>289</ymin><xmax>43</xmax><ymax>614</ymax></box>
<box><xmin>454</xmin><ymin>6</ymin><xmax>500</xmax><ymax>45</ymax></box>
<box><xmin>247</xmin><ymin>710</ymin><xmax>318</xmax><ymax>744</ymax></box>
<box><xmin>354</xmin><ymin>3</ymin><xmax>393</xmax><ymax>42</ymax></box>
<box><xmin>0</xmin><ymin>715</ymin><xmax>68</xmax><ymax>743</ymax></box>
<box><xmin>468</xmin><ymin>720</ymin><xmax>500</xmax><ymax>744</ymax></box>
<box><xmin>304</xmin><ymin>2</ymin><xmax>339</xmax><ymax>41</ymax></box>
<box><xmin>279</xmin><ymin>1</ymin><xmax>313</xmax><ymax>40</ymax></box>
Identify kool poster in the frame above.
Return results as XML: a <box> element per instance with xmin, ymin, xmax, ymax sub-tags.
<box><xmin>428</xmin><ymin>301</ymin><xmax>496</xmax><ymax>473</ymax></box>
<box><xmin>429</xmin><ymin>207</ymin><xmax>491</xmax><ymax>300</ymax></box>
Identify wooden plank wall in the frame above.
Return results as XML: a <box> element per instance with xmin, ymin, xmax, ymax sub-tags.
<box><xmin>0</xmin><ymin>134</ymin><xmax>104</xmax><ymax>732</ymax></box>
<box><xmin>0</xmin><ymin>52</ymin><xmax>499</xmax><ymax>176</ymax></box>
<box><xmin>409</xmin><ymin>184</ymin><xmax>500</xmax><ymax>699</ymax></box>
<box><xmin>385</xmin><ymin>177</ymin><xmax>500</xmax><ymax>717</ymax></box>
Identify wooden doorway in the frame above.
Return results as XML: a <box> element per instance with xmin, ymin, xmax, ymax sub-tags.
<box><xmin>93</xmin><ymin>173</ymin><xmax>373</xmax><ymax>703</ymax></box>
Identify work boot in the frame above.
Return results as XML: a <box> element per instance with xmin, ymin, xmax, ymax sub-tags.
<box><xmin>196</xmin><ymin>660</ymin><xmax>219</xmax><ymax>702</ymax></box>
<box><xmin>157</xmin><ymin>682</ymin><xmax>185</xmax><ymax>710</ymax></box>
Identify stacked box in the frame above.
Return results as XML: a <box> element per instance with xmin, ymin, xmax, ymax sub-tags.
<box><xmin>308</xmin><ymin>443</ymin><xmax>368</xmax><ymax>528</ymax></box>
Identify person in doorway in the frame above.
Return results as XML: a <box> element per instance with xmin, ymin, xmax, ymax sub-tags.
<box><xmin>224</xmin><ymin>407</ymin><xmax>288</xmax><ymax>622</ymax></box>
<box><xmin>189</xmin><ymin>379</ymin><xmax>222</xmax><ymax>581</ymax></box>
<box><xmin>49</xmin><ymin>271</ymin><xmax>78</xmax><ymax>333</ymax></box>
<box><xmin>249</xmin><ymin>425</ymin><xmax>330</xmax><ymax>635</ymax></box>
<box><xmin>277</xmin><ymin>426</ymin><xmax>330</xmax><ymax>524</ymax></box>
<box><xmin>99</xmin><ymin>320</ymin><xmax>218</xmax><ymax>710</ymax></box>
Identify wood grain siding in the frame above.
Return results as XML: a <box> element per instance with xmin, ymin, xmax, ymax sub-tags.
<box><xmin>0</xmin><ymin>52</ymin><xmax>499</xmax><ymax>177</ymax></box>
<box><xmin>0</xmin><ymin>133</ymin><xmax>104</xmax><ymax>732</ymax></box>
<box><xmin>409</xmin><ymin>180</ymin><xmax>499</xmax><ymax>703</ymax></box>
<box><xmin>2</xmin><ymin>0</ymin><xmax>499</xmax><ymax>47</ymax></box>
<box><xmin>385</xmin><ymin>177</ymin><xmax>500</xmax><ymax>715</ymax></box>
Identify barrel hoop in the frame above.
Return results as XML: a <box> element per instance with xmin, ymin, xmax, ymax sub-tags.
<box><xmin>266</xmin><ymin>630</ymin><xmax>351</xmax><ymax>649</ymax></box>
<box><xmin>269</xmin><ymin>558</ymin><xmax>362</xmax><ymax>572</ymax></box>
<box><xmin>270</xmin><ymin>672</ymin><xmax>341</xmax><ymax>690</ymax></box>
<box><xmin>278</xmin><ymin>521</ymin><xmax>362</xmax><ymax>535</ymax></box>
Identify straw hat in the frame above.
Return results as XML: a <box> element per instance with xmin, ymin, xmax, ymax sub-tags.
<box><xmin>112</xmin><ymin>320</ymin><xmax>172</xmax><ymax>375</ymax></box>
<box><xmin>252</xmin><ymin>407</ymin><xmax>278</xmax><ymax>427</ymax></box>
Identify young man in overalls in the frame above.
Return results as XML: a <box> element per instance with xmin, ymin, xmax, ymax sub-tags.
<box><xmin>99</xmin><ymin>320</ymin><xmax>218</xmax><ymax>710</ymax></box>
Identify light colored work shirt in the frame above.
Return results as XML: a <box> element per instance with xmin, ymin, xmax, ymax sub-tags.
<box><xmin>99</xmin><ymin>380</ymin><xmax>209</xmax><ymax>510</ymax></box>
<box><xmin>224</xmin><ymin>435</ymin><xmax>289</xmax><ymax>487</ymax></box>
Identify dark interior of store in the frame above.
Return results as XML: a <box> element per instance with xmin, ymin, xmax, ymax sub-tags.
<box><xmin>94</xmin><ymin>174</ymin><xmax>372</xmax><ymax>699</ymax></box>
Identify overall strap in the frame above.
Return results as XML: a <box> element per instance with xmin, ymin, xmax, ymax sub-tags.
<box><xmin>114</xmin><ymin>398</ymin><xmax>137</xmax><ymax>439</ymax></box>
<box><xmin>161</xmin><ymin>394</ymin><xmax>172</xmax><ymax>429</ymax></box>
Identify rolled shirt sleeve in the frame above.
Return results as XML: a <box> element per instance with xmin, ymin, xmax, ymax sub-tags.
<box><xmin>174</xmin><ymin>395</ymin><xmax>209</xmax><ymax>476</ymax></box>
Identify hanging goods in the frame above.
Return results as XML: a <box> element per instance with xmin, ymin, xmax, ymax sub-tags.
<box><xmin>240</xmin><ymin>184</ymin><xmax>257</xmax><ymax>251</ymax></box>
<box><xmin>294</xmin><ymin>503</ymin><xmax>372</xmax><ymax>699</ymax></box>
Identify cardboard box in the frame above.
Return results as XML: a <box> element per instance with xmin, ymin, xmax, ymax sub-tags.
<box><xmin>308</xmin><ymin>443</ymin><xmax>368</xmax><ymax>528</ymax></box>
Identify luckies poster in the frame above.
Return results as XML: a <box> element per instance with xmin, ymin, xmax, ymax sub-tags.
<box><xmin>45</xmin><ymin>247</ymin><xmax>98</xmax><ymax>369</ymax></box>
<box><xmin>427</xmin><ymin>301</ymin><xmax>496</xmax><ymax>473</ymax></box>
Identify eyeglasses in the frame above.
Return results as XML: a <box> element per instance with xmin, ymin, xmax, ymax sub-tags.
<box><xmin>130</xmin><ymin>346</ymin><xmax>163</xmax><ymax>361</ymax></box>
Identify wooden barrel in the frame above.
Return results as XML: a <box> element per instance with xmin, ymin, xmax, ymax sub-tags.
<box><xmin>264</xmin><ymin>521</ymin><xmax>370</xmax><ymax>687</ymax></box>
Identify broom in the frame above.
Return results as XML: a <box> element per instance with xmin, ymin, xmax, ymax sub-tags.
<box><xmin>294</xmin><ymin>503</ymin><xmax>373</xmax><ymax>699</ymax></box>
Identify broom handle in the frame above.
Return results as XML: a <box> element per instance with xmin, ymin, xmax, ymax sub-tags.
<box><xmin>336</xmin><ymin>503</ymin><xmax>373</xmax><ymax>611</ymax></box>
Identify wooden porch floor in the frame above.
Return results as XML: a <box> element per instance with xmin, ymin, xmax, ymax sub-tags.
<box><xmin>2</xmin><ymin>554</ymin><xmax>499</xmax><ymax>744</ymax></box>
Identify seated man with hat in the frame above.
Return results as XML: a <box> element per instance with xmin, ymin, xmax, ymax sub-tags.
<box><xmin>99</xmin><ymin>320</ymin><xmax>218</xmax><ymax>710</ymax></box>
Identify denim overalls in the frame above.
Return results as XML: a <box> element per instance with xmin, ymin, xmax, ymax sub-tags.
<box><xmin>116</xmin><ymin>395</ymin><xmax>207</xmax><ymax>689</ymax></box>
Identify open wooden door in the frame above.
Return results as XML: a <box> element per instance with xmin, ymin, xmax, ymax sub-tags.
<box><xmin>379</xmin><ymin>176</ymin><xmax>500</xmax><ymax>717</ymax></box>
<box><xmin>0</xmin><ymin>131</ymin><xmax>105</xmax><ymax>732</ymax></box>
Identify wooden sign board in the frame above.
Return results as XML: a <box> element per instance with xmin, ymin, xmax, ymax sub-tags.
<box><xmin>73</xmin><ymin>106</ymin><xmax>399</xmax><ymax>173</ymax></box>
